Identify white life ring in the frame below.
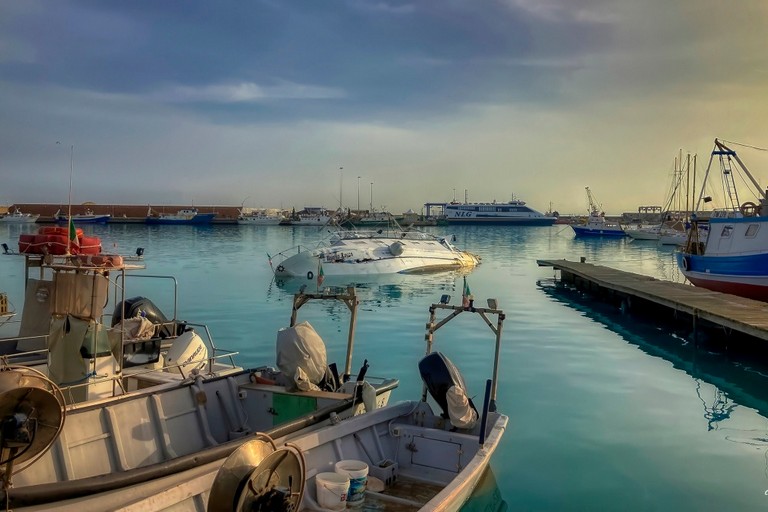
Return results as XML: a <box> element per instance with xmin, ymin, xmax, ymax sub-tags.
<box><xmin>681</xmin><ymin>256</ymin><xmax>689</xmax><ymax>271</ymax></box>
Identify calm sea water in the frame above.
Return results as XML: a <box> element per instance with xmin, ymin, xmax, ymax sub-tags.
<box><xmin>3</xmin><ymin>222</ymin><xmax>768</xmax><ymax>511</ymax></box>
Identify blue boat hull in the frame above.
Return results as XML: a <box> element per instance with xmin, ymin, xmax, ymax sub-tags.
<box><xmin>676</xmin><ymin>250</ymin><xmax>768</xmax><ymax>301</ymax></box>
<box><xmin>56</xmin><ymin>216</ymin><xmax>111</xmax><ymax>224</ymax></box>
<box><xmin>571</xmin><ymin>226</ymin><xmax>626</xmax><ymax>237</ymax></box>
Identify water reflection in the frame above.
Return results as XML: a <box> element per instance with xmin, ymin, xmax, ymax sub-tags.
<box><xmin>537</xmin><ymin>278</ymin><xmax>768</xmax><ymax>427</ymax></box>
<box><xmin>270</xmin><ymin>269</ymin><xmax>472</xmax><ymax>310</ymax></box>
<box><xmin>460</xmin><ymin>467</ymin><xmax>508</xmax><ymax>512</ymax></box>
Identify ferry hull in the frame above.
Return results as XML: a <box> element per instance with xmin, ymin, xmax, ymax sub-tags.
<box><xmin>445</xmin><ymin>217</ymin><xmax>556</xmax><ymax>226</ymax></box>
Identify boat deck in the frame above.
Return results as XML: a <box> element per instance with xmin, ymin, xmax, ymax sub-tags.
<box><xmin>364</xmin><ymin>477</ymin><xmax>445</xmax><ymax>511</ymax></box>
<box><xmin>537</xmin><ymin>259</ymin><xmax>768</xmax><ymax>342</ymax></box>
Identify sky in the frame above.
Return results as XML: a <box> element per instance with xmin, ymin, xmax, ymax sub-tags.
<box><xmin>2</xmin><ymin>0</ymin><xmax>768</xmax><ymax>215</ymax></box>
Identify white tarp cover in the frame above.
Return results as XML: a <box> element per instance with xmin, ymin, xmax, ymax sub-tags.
<box><xmin>446</xmin><ymin>384</ymin><xmax>478</xmax><ymax>429</ymax></box>
<box><xmin>276</xmin><ymin>321</ymin><xmax>328</xmax><ymax>391</ymax></box>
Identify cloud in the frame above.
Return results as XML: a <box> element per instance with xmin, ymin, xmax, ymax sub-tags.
<box><xmin>152</xmin><ymin>81</ymin><xmax>347</xmax><ymax>104</ymax></box>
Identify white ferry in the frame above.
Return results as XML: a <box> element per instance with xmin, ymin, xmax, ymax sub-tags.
<box><xmin>444</xmin><ymin>200</ymin><xmax>557</xmax><ymax>225</ymax></box>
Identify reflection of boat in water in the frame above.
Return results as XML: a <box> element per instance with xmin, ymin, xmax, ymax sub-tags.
<box><xmin>460</xmin><ymin>467</ymin><xmax>509</xmax><ymax>512</ymax></box>
<box><xmin>537</xmin><ymin>278</ymin><xmax>768</xmax><ymax>422</ymax></box>
<box><xmin>271</xmin><ymin>226</ymin><xmax>480</xmax><ymax>279</ymax></box>
<box><xmin>273</xmin><ymin>268</ymin><xmax>474</xmax><ymax>306</ymax></box>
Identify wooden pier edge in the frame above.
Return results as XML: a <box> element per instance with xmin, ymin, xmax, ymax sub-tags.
<box><xmin>537</xmin><ymin>259</ymin><xmax>768</xmax><ymax>343</ymax></box>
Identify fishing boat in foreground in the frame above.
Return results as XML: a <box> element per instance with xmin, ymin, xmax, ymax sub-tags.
<box><xmin>571</xmin><ymin>187</ymin><xmax>626</xmax><ymax>237</ymax></box>
<box><xmin>444</xmin><ymin>198</ymin><xmax>556</xmax><ymax>225</ymax></box>
<box><xmin>0</xmin><ymin>247</ymin><xmax>396</xmax><ymax>509</ymax></box>
<box><xmin>0</xmin><ymin>208</ymin><xmax>39</xmax><ymax>223</ymax></box>
<box><xmin>677</xmin><ymin>138</ymin><xmax>768</xmax><ymax>301</ymax></box>
<box><xmin>271</xmin><ymin>224</ymin><xmax>480</xmax><ymax>279</ymax></box>
<box><xmin>145</xmin><ymin>207</ymin><xmax>216</xmax><ymax>225</ymax></box>
<box><xmin>22</xmin><ymin>290</ymin><xmax>507</xmax><ymax>511</ymax></box>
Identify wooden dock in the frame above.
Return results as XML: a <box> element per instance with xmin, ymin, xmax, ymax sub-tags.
<box><xmin>537</xmin><ymin>259</ymin><xmax>768</xmax><ymax>342</ymax></box>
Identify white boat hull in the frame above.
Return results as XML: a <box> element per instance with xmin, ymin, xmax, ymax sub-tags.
<box><xmin>27</xmin><ymin>401</ymin><xmax>506</xmax><ymax>512</ymax></box>
<box><xmin>274</xmin><ymin>234</ymin><xmax>479</xmax><ymax>278</ymax></box>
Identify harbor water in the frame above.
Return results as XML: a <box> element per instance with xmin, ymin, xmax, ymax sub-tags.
<box><xmin>2</xmin><ymin>222</ymin><xmax>768</xmax><ymax>511</ymax></box>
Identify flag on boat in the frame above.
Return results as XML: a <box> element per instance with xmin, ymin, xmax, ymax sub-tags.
<box><xmin>462</xmin><ymin>276</ymin><xmax>471</xmax><ymax>308</ymax></box>
<box><xmin>68</xmin><ymin>217</ymin><xmax>79</xmax><ymax>250</ymax></box>
<box><xmin>317</xmin><ymin>259</ymin><xmax>325</xmax><ymax>287</ymax></box>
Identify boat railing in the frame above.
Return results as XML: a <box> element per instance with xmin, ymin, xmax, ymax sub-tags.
<box><xmin>709</xmin><ymin>208</ymin><xmax>743</xmax><ymax>219</ymax></box>
<box><xmin>181</xmin><ymin>321</ymin><xmax>240</xmax><ymax>372</ymax></box>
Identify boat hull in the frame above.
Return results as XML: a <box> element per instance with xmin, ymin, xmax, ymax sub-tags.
<box><xmin>29</xmin><ymin>401</ymin><xmax>506</xmax><ymax>512</ymax></box>
<box><xmin>445</xmin><ymin>217</ymin><xmax>556</xmax><ymax>226</ymax></box>
<box><xmin>56</xmin><ymin>215</ymin><xmax>111</xmax><ymax>224</ymax></box>
<box><xmin>571</xmin><ymin>225</ymin><xmax>626</xmax><ymax>237</ymax></box>
<box><xmin>145</xmin><ymin>213</ymin><xmax>215</xmax><ymax>225</ymax></box>
<box><xmin>676</xmin><ymin>250</ymin><xmax>768</xmax><ymax>301</ymax></box>
<box><xmin>273</xmin><ymin>236</ymin><xmax>480</xmax><ymax>278</ymax></box>
<box><xmin>237</xmin><ymin>217</ymin><xmax>283</xmax><ymax>225</ymax></box>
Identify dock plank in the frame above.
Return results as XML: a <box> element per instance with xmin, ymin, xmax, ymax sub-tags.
<box><xmin>537</xmin><ymin>259</ymin><xmax>768</xmax><ymax>341</ymax></box>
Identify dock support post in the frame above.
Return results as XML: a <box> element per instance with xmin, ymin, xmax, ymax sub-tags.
<box><xmin>692</xmin><ymin>309</ymin><xmax>698</xmax><ymax>348</ymax></box>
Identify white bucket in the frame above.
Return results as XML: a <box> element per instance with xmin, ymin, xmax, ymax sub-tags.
<box><xmin>316</xmin><ymin>472</ymin><xmax>350</xmax><ymax>511</ymax></box>
<box><xmin>335</xmin><ymin>459</ymin><xmax>368</xmax><ymax>507</ymax></box>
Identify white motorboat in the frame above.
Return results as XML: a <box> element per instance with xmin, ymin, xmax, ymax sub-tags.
<box><xmin>0</xmin><ymin>249</ymin><xmax>397</xmax><ymax>509</ymax></box>
<box><xmin>271</xmin><ymin>226</ymin><xmax>480</xmax><ymax>279</ymax></box>
<box><xmin>0</xmin><ymin>208</ymin><xmax>39</xmax><ymax>223</ymax></box>
<box><xmin>624</xmin><ymin>223</ymin><xmax>661</xmax><ymax>240</ymax></box>
<box><xmin>237</xmin><ymin>208</ymin><xmax>285</xmax><ymax>225</ymax></box>
<box><xmin>284</xmin><ymin>207</ymin><xmax>334</xmax><ymax>226</ymax></box>
<box><xmin>13</xmin><ymin>292</ymin><xmax>507</xmax><ymax>512</ymax></box>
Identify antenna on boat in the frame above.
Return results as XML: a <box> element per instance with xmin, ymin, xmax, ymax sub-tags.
<box><xmin>57</xmin><ymin>141</ymin><xmax>75</xmax><ymax>256</ymax></box>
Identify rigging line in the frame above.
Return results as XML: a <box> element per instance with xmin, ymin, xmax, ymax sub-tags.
<box><xmin>720</xmin><ymin>139</ymin><xmax>768</xmax><ymax>152</ymax></box>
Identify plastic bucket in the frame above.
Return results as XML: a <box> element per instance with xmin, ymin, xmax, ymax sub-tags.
<box><xmin>316</xmin><ymin>472</ymin><xmax>350</xmax><ymax>511</ymax></box>
<box><xmin>335</xmin><ymin>459</ymin><xmax>368</xmax><ymax>506</ymax></box>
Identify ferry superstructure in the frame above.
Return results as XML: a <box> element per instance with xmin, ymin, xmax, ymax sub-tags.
<box><xmin>444</xmin><ymin>200</ymin><xmax>557</xmax><ymax>226</ymax></box>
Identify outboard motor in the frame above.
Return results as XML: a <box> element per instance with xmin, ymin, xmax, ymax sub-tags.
<box><xmin>419</xmin><ymin>352</ymin><xmax>478</xmax><ymax>429</ymax></box>
<box><xmin>112</xmin><ymin>296</ymin><xmax>175</xmax><ymax>337</ymax></box>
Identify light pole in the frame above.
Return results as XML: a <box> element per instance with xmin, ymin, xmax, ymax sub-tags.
<box><xmin>339</xmin><ymin>167</ymin><xmax>343</xmax><ymax>211</ymax></box>
<box><xmin>357</xmin><ymin>176</ymin><xmax>361</xmax><ymax>213</ymax></box>
<box><xmin>370</xmin><ymin>182</ymin><xmax>373</xmax><ymax>212</ymax></box>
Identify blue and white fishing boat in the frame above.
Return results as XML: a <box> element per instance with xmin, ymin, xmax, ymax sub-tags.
<box><xmin>570</xmin><ymin>187</ymin><xmax>626</xmax><ymax>237</ymax></box>
<box><xmin>676</xmin><ymin>138</ymin><xmax>768</xmax><ymax>301</ymax></box>
<box><xmin>444</xmin><ymin>198</ymin><xmax>556</xmax><ymax>225</ymax></box>
<box><xmin>55</xmin><ymin>208</ymin><xmax>111</xmax><ymax>224</ymax></box>
<box><xmin>145</xmin><ymin>206</ymin><xmax>215</xmax><ymax>225</ymax></box>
